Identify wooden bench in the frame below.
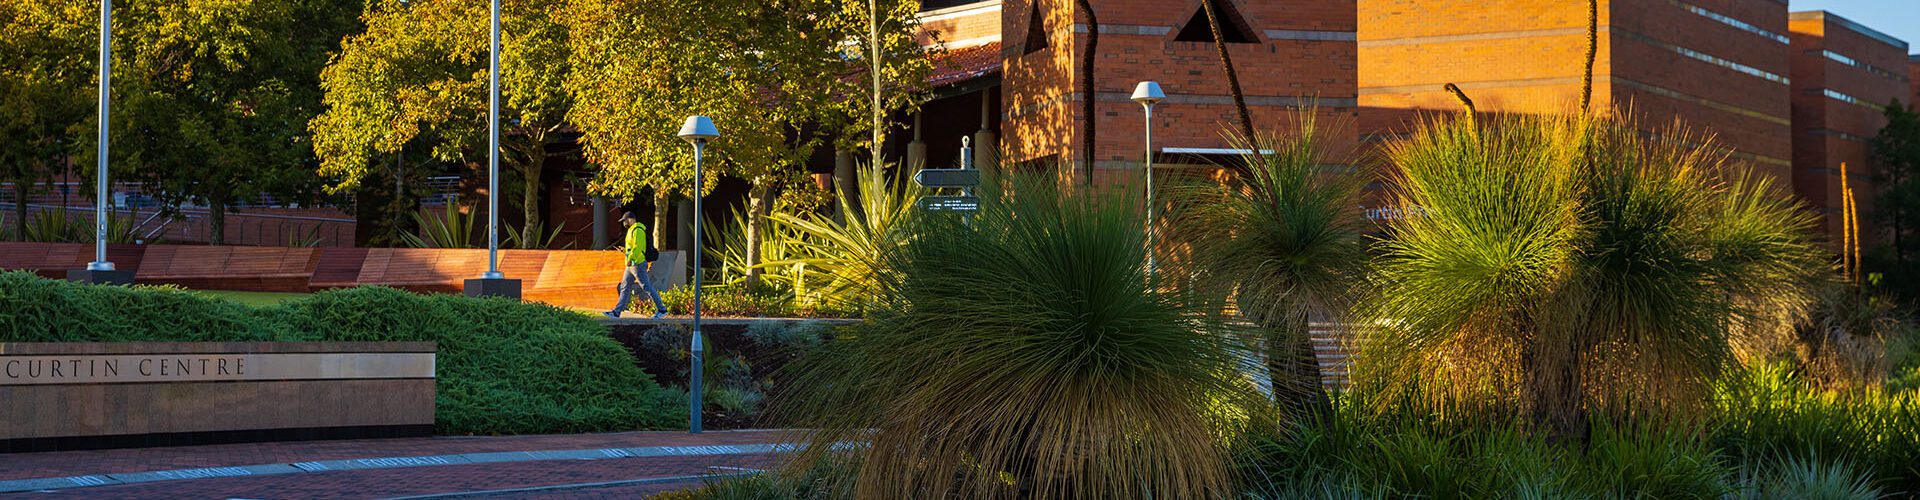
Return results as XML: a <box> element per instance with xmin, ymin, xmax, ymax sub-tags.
<box><xmin>134</xmin><ymin>245</ymin><xmax>318</xmax><ymax>292</ymax></box>
<box><xmin>0</xmin><ymin>242</ymin><xmax>144</xmax><ymax>279</ymax></box>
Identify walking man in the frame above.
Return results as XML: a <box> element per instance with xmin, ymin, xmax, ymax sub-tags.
<box><xmin>606</xmin><ymin>212</ymin><xmax>668</xmax><ymax>319</ymax></box>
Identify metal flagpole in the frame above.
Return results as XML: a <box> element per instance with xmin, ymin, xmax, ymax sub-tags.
<box><xmin>483</xmin><ymin>0</ymin><xmax>503</xmax><ymax>280</ymax></box>
<box><xmin>88</xmin><ymin>0</ymin><xmax>114</xmax><ymax>273</ymax></box>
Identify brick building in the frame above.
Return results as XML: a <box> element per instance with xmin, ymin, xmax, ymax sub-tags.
<box><xmin>993</xmin><ymin>0</ymin><xmax>1358</xmax><ymax>183</ymax></box>
<box><xmin>1358</xmin><ymin>0</ymin><xmax>1795</xmax><ymax>181</ymax></box>
<box><xmin>1789</xmin><ymin>11</ymin><xmax>1911</xmax><ymax>244</ymax></box>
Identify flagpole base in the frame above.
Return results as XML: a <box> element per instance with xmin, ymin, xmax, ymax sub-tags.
<box><xmin>463</xmin><ymin>278</ymin><xmax>522</xmax><ymax>299</ymax></box>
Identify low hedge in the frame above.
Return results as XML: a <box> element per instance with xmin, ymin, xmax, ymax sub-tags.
<box><xmin>0</xmin><ymin>271</ymin><xmax>683</xmax><ymax>435</ymax></box>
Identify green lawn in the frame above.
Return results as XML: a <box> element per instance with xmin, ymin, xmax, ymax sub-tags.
<box><xmin>190</xmin><ymin>289</ymin><xmax>313</xmax><ymax>306</ymax></box>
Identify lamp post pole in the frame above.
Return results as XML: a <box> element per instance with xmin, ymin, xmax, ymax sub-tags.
<box><xmin>1131</xmin><ymin>81</ymin><xmax>1165</xmax><ymax>276</ymax></box>
<box><xmin>678</xmin><ymin>116</ymin><xmax>719</xmax><ymax>434</ymax></box>
<box><xmin>484</xmin><ymin>0</ymin><xmax>502</xmax><ymax>280</ymax></box>
<box><xmin>92</xmin><ymin>0</ymin><xmax>112</xmax><ymax>271</ymax></box>
<box><xmin>463</xmin><ymin>0</ymin><xmax>520</xmax><ymax>298</ymax></box>
<box><xmin>69</xmin><ymin>0</ymin><xmax>130</xmax><ymax>284</ymax></box>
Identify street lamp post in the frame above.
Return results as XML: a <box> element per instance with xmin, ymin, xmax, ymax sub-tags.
<box><xmin>1131</xmin><ymin>81</ymin><xmax>1165</xmax><ymax>275</ymax></box>
<box><xmin>678</xmin><ymin>115</ymin><xmax>719</xmax><ymax>434</ymax></box>
<box><xmin>465</xmin><ymin>0</ymin><xmax>520</xmax><ymax>299</ymax></box>
<box><xmin>69</xmin><ymin>0</ymin><xmax>132</xmax><ymax>285</ymax></box>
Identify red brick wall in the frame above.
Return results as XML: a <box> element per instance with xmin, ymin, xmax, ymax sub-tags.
<box><xmin>920</xmin><ymin>1</ymin><xmax>1003</xmax><ymax>47</ymax></box>
<box><xmin>1789</xmin><ymin>11</ymin><xmax>1910</xmax><ymax>247</ymax></box>
<box><xmin>1003</xmin><ymin>0</ymin><xmax>1359</xmax><ymax>184</ymax></box>
<box><xmin>1359</xmin><ymin>0</ymin><xmax>1792</xmax><ymax>182</ymax></box>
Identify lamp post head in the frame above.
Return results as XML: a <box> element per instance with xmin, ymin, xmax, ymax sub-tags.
<box><xmin>1131</xmin><ymin>81</ymin><xmax>1165</xmax><ymax>106</ymax></box>
<box><xmin>678</xmin><ymin>116</ymin><xmax>719</xmax><ymax>144</ymax></box>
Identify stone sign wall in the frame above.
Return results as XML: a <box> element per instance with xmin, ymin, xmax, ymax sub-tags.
<box><xmin>0</xmin><ymin>342</ymin><xmax>435</xmax><ymax>452</ymax></box>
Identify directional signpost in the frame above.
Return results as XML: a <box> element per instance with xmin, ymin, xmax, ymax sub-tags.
<box><xmin>915</xmin><ymin>137</ymin><xmax>983</xmax><ymax>218</ymax></box>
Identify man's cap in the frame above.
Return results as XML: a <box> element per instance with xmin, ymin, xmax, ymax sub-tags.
<box><xmin>621</xmin><ymin>212</ymin><xmax>638</xmax><ymax>221</ymax></box>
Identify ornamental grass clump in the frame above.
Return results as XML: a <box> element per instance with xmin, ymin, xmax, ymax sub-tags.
<box><xmin>775</xmin><ymin>174</ymin><xmax>1260</xmax><ymax>498</ymax></box>
<box><xmin>1357</xmin><ymin>111</ymin><xmax>1826</xmax><ymax>441</ymax></box>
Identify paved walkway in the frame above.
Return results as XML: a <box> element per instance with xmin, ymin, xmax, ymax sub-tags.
<box><xmin>0</xmin><ymin>430</ymin><xmax>797</xmax><ymax>499</ymax></box>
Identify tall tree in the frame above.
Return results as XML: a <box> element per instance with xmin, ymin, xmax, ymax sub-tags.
<box><xmin>311</xmin><ymin>0</ymin><xmax>571</xmax><ymax>248</ymax></box>
<box><xmin>96</xmin><ymin>0</ymin><xmax>360</xmax><ymax>245</ymax></box>
<box><xmin>1201</xmin><ymin>0</ymin><xmax>1258</xmax><ymax>160</ymax></box>
<box><xmin>1872</xmin><ymin>100</ymin><xmax>1920</xmax><ymax>294</ymax></box>
<box><xmin>567</xmin><ymin>0</ymin><xmax>925</xmax><ymax>287</ymax></box>
<box><xmin>0</xmin><ymin>0</ymin><xmax>93</xmax><ymax>240</ymax></box>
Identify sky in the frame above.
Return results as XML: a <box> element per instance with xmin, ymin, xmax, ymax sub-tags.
<box><xmin>1788</xmin><ymin>0</ymin><xmax>1920</xmax><ymax>54</ymax></box>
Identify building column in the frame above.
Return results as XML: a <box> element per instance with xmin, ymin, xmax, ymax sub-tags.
<box><xmin>907</xmin><ymin>112</ymin><xmax>927</xmax><ymax>170</ymax></box>
<box><xmin>973</xmin><ymin>87</ymin><xmax>998</xmax><ymax>170</ymax></box>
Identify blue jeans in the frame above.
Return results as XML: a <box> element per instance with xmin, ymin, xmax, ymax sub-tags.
<box><xmin>612</xmin><ymin>263</ymin><xmax>666</xmax><ymax>315</ymax></box>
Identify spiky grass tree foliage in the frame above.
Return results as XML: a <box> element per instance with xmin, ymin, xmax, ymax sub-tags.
<box><xmin>776</xmin><ymin>174</ymin><xmax>1260</xmax><ymax>498</ymax></box>
<box><xmin>767</xmin><ymin>162</ymin><xmax>923</xmax><ymax>310</ymax></box>
<box><xmin>1357</xmin><ymin>113</ymin><xmax>1824</xmax><ymax>441</ymax></box>
<box><xmin>1169</xmin><ymin>115</ymin><xmax>1369</xmax><ymax>414</ymax></box>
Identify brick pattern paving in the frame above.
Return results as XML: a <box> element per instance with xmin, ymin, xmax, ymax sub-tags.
<box><xmin>8</xmin><ymin>454</ymin><xmax>778</xmax><ymax>499</ymax></box>
<box><xmin>0</xmin><ymin>430</ymin><xmax>793</xmax><ymax>482</ymax></box>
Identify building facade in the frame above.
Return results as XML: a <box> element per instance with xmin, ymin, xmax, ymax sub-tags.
<box><xmin>1358</xmin><ymin>0</ymin><xmax>1794</xmax><ymax>181</ymax></box>
<box><xmin>1788</xmin><ymin>11</ymin><xmax>1911</xmax><ymax>243</ymax></box>
<box><xmin>996</xmin><ymin>0</ymin><xmax>1358</xmax><ymax>184</ymax></box>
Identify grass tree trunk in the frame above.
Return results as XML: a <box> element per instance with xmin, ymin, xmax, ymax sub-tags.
<box><xmin>1267</xmin><ymin>310</ymin><xmax>1330</xmax><ymax>416</ymax></box>
<box><xmin>743</xmin><ymin>182</ymin><xmax>775</xmax><ymax>289</ymax></box>
<box><xmin>1203</xmin><ymin>0</ymin><xmax>1259</xmax><ymax>168</ymax></box>
<box><xmin>1076</xmin><ymin>0</ymin><xmax>1098</xmax><ymax>186</ymax></box>
<box><xmin>1521</xmin><ymin>322</ymin><xmax>1588</xmax><ymax>444</ymax></box>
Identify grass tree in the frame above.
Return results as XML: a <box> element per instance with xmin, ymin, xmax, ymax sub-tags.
<box><xmin>1170</xmin><ymin>115</ymin><xmax>1368</xmax><ymax>415</ymax></box>
<box><xmin>1358</xmin><ymin>112</ymin><xmax>1825</xmax><ymax>442</ymax></box>
<box><xmin>777</xmin><ymin>173</ymin><xmax>1259</xmax><ymax>497</ymax></box>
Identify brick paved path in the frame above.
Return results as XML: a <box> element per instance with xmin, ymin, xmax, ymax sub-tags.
<box><xmin>0</xmin><ymin>430</ymin><xmax>797</xmax><ymax>499</ymax></box>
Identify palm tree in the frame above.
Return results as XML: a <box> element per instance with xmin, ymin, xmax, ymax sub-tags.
<box><xmin>1358</xmin><ymin>112</ymin><xmax>1824</xmax><ymax>442</ymax></box>
<box><xmin>1170</xmin><ymin>114</ymin><xmax>1369</xmax><ymax>415</ymax></box>
<box><xmin>776</xmin><ymin>173</ymin><xmax>1259</xmax><ymax>498</ymax></box>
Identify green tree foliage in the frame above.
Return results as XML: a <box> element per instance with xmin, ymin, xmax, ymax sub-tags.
<box><xmin>91</xmin><ymin>0</ymin><xmax>361</xmax><ymax>245</ymax></box>
<box><xmin>1170</xmin><ymin>115</ymin><xmax>1368</xmax><ymax>416</ymax></box>
<box><xmin>1358</xmin><ymin>113</ymin><xmax>1825</xmax><ymax>442</ymax></box>
<box><xmin>312</xmin><ymin>0</ymin><xmax>569</xmax><ymax>248</ymax></box>
<box><xmin>565</xmin><ymin>0</ymin><xmax>926</xmax><ymax>286</ymax></box>
<box><xmin>778</xmin><ymin>174</ymin><xmax>1259</xmax><ymax>497</ymax></box>
<box><xmin>0</xmin><ymin>0</ymin><xmax>93</xmax><ymax>240</ymax></box>
<box><xmin>1871</xmin><ymin>101</ymin><xmax>1920</xmax><ymax>297</ymax></box>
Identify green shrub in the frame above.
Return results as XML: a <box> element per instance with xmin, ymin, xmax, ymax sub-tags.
<box><xmin>0</xmin><ymin>272</ymin><xmax>682</xmax><ymax>435</ymax></box>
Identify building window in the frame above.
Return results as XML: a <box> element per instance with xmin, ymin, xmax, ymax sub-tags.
<box><xmin>1174</xmin><ymin>0</ymin><xmax>1259</xmax><ymax>44</ymax></box>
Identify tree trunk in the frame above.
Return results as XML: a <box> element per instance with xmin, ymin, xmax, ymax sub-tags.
<box><xmin>1076</xmin><ymin>0</ymin><xmax>1098</xmax><ymax>186</ymax></box>
<box><xmin>1202</xmin><ymin>0</ymin><xmax>1258</xmax><ymax>177</ymax></box>
<box><xmin>518</xmin><ymin>148</ymin><xmax>546</xmax><ymax>249</ymax></box>
<box><xmin>653</xmin><ymin>189</ymin><xmax>672</xmax><ymax>252</ymax></box>
<box><xmin>869</xmin><ymin>0</ymin><xmax>886</xmax><ymax>168</ymax></box>
<box><xmin>743</xmin><ymin>182</ymin><xmax>774</xmax><ymax>289</ymax></box>
<box><xmin>209</xmin><ymin>200</ymin><xmax>227</xmax><ymax>246</ymax></box>
<box><xmin>12</xmin><ymin>181</ymin><xmax>28</xmax><ymax>241</ymax></box>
